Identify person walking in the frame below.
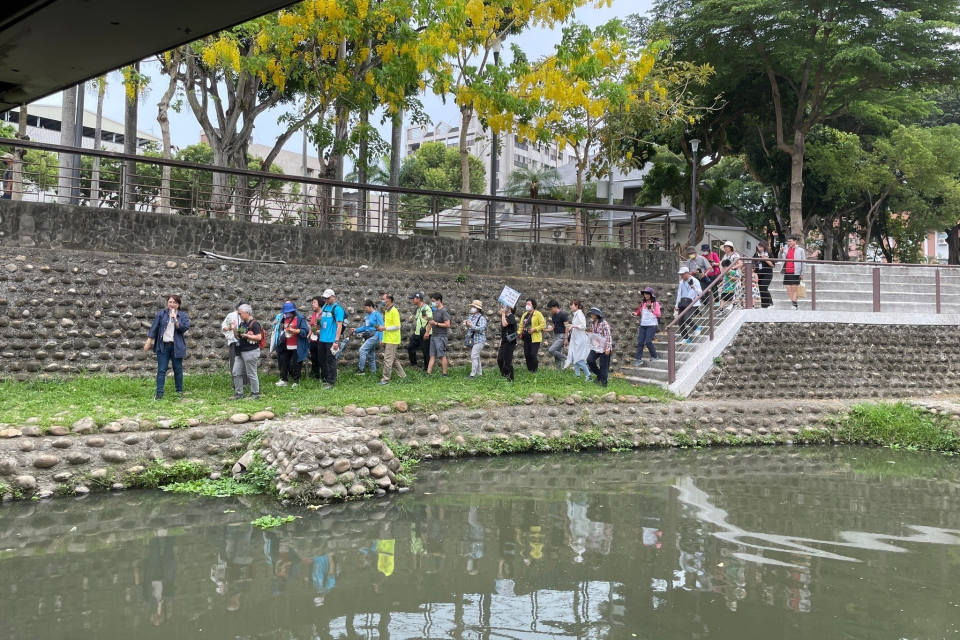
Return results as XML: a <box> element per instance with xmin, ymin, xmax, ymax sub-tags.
<box><xmin>497</xmin><ymin>304</ymin><xmax>518</xmax><ymax>382</ymax></box>
<box><xmin>307</xmin><ymin>296</ymin><xmax>324</xmax><ymax>380</ymax></box>
<box><xmin>674</xmin><ymin>267</ymin><xmax>703</xmax><ymax>343</ymax></box>
<box><xmin>144</xmin><ymin>295</ymin><xmax>190</xmax><ymax>400</ymax></box>
<box><xmin>426</xmin><ymin>293</ymin><xmax>451</xmax><ymax>377</ymax></box>
<box><xmin>781</xmin><ymin>235</ymin><xmax>806</xmax><ymax>310</ymax></box>
<box><xmin>407</xmin><ymin>292</ymin><xmax>432</xmax><ymax>370</ymax></box>
<box><xmin>634</xmin><ymin>288</ymin><xmax>661</xmax><ymax>367</ymax></box>
<box><xmin>701</xmin><ymin>244</ymin><xmax>721</xmax><ymax>288</ymax></box>
<box><xmin>564</xmin><ymin>299</ymin><xmax>590</xmax><ymax>381</ymax></box>
<box><xmin>463</xmin><ymin>300</ymin><xmax>487</xmax><ymax>378</ymax></box>
<box><xmin>221</xmin><ymin>300</ymin><xmax>248</xmax><ymax>387</ymax></box>
<box><xmin>229</xmin><ymin>304</ymin><xmax>263</xmax><ymax>400</ymax></box>
<box><xmin>318</xmin><ymin>289</ymin><xmax>345</xmax><ymax>389</ymax></box>
<box><xmin>684</xmin><ymin>246</ymin><xmax>711</xmax><ymax>285</ymax></box>
<box><xmin>378</xmin><ymin>294</ymin><xmax>406</xmax><ymax>385</ymax></box>
<box><xmin>754</xmin><ymin>241</ymin><xmax>775</xmax><ymax>308</ymax></box>
<box><xmin>721</xmin><ymin>240</ymin><xmax>742</xmax><ymax>269</ymax></box>
<box><xmin>518</xmin><ymin>298</ymin><xmax>546</xmax><ymax>373</ymax></box>
<box><xmin>544</xmin><ymin>300</ymin><xmax>568</xmax><ymax>370</ymax></box>
<box><xmin>276</xmin><ymin>301</ymin><xmax>309</xmax><ymax>388</ymax></box>
<box><xmin>351</xmin><ymin>300</ymin><xmax>384</xmax><ymax>376</ymax></box>
<box><xmin>586</xmin><ymin>307</ymin><xmax>612</xmax><ymax>388</ymax></box>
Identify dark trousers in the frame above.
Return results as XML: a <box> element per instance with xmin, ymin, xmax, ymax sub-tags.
<box><xmin>228</xmin><ymin>343</ymin><xmax>249</xmax><ymax>385</ymax></box>
<box><xmin>758</xmin><ymin>270</ymin><xmax>774</xmax><ymax>308</ymax></box>
<box><xmin>278</xmin><ymin>346</ymin><xmax>302</xmax><ymax>383</ymax></box>
<box><xmin>587</xmin><ymin>351</ymin><xmax>610</xmax><ymax>386</ymax></box>
<box><xmin>156</xmin><ymin>342</ymin><xmax>183</xmax><ymax>396</ymax></box>
<box><xmin>677</xmin><ymin>300</ymin><xmax>695</xmax><ymax>340</ymax></box>
<box><xmin>522</xmin><ymin>337</ymin><xmax>539</xmax><ymax>373</ymax></box>
<box><xmin>318</xmin><ymin>341</ymin><xmax>337</xmax><ymax>385</ymax></box>
<box><xmin>308</xmin><ymin>341</ymin><xmax>322</xmax><ymax>379</ymax></box>
<box><xmin>635</xmin><ymin>325</ymin><xmax>658</xmax><ymax>360</ymax></box>
<box><xmin>497</xmin><ymin>340</ymin><xmax>517</xmax><ymax>381</ymax></box>
<box><xmin>408</xmin><ymin>332</ymin><xmax>430</xmax><ymax>369</ymax></box>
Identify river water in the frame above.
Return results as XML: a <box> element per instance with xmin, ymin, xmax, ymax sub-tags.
<box><xmin>1</xmin><ymin>447</ymin><xmax>959</xmax><ymax>639</ymax></box>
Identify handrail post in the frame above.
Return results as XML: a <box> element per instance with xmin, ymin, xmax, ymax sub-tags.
<box><xmin>486</xmin><ymin>202</ymin><xmax>494</xmax><ymax>240</ymax></box>
<box><xmin>708</xmin><ymin>288</ymin><xmax>715</xmax><ymax>340</ymax></box>
<box><xmin>936</xmin><ymin>269</ymin><xmax>942</xmax><ymax>314</ymax></box>
<box><xmin>873</xmin><ymin>267</ymin><xmax>881</xmax><ymax>312</ymax></box>
<box><xmin>667</xmin><ymin>326</ymin><xmax>676</xmax><ymax>384</ymax></box>
<box><xmin>631</xmin><ymin>213</ymin><xmax>637</xmax><ymax>249</ymax></box>
<box><xmin>743</xmin><ymin>260</ymin><xmax>754</xmax><ymax>309</ymax></box>
<box><xmin>810</xmin><ymin>265</ymin><xmax>816</xmax><ymax>312</ymax></box>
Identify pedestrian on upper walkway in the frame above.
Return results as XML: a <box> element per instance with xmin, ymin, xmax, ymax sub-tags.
<box><xmin>780</xmin><ymin>235</ymin><xmax>806</xmax><ymax>310</ymax></box>
<box><xmin>754</xmin><ymin>241</ymin><xmax>775</xmax><ymax>308</ymax></box>
<box><xmin>586</xmin><ymin>307</ymin><xmax>612</xmax><ymax>388</ymax></box>
<box><xmin>144</xmin><ymin>294</ymin><xmax>190</xmax><ymax>401</ymax></box>
<box><xmin>675</xmin><ymin>267</ymin><xmax>702</xmax><ymax>343</ymax></box>
<box><xmin>634</xmin><ymin>288</ymin><xmax>660</xmax><ymax>367</ymax></box>
<box><xmin>701</xmin><ymin>244</ymin><xmax>721</xmax><ymax>288</ymax></box>
<box><xmin>685</xmin><ymin>246</ymin><xmax>711</xmax><ymax>285</ymax></box>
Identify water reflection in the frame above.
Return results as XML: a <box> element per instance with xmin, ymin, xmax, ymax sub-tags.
<box><xmin>1</xmin><ymin>447</ymin><xmax>959</xmax><ymax>639</ymax></box>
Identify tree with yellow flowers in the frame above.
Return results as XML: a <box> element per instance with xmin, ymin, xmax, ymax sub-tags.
<box><xmin>418</xmin><ymin>0</ymin><xmax>613</xmax><ymax>237</ymax></box>
<box><xmin>507</xmin><ymin>19</ymin><xmax>713</xmax><ymax>242</ymax></box>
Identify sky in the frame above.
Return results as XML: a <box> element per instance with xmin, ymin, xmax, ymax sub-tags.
<box><xmin>34</xmin><ymin>0</ymin><xmax>655</xmax><ymax>163</ymax></box>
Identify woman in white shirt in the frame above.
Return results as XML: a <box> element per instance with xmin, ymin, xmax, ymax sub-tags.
<box><xmin>564</xmin><ymin>299</ymin><xmax>591</xmax><ymax>381</ymax></box>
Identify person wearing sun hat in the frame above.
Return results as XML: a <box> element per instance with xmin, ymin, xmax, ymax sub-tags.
<box><xmin>463</xmin><ymin>299</ymin><xmax>488</xmax><ymax>378</ymax></box>
<box><xmin>633</xmin><ymin>287</ymin><xmax>661</xmax><ymax>367</ymax></box>
<box><xmin>586</xmin><ymin>307</ymin><xmax>613</xmax><ymax>387</ymax></box>
<box><xmin>276</xmin><ymin>301</ymin><xmax>309</xmax><ymax>388</ymax></box>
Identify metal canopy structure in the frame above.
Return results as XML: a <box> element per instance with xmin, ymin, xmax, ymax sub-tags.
<box><xmin>0</xmin><ymin>0</ymin><xmax>299</xmax><ymax>111</ymax></box>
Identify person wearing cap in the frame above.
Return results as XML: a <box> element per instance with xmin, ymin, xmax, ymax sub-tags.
<box><xmin>1</xmin><ymin>153</ymin><xmax>14</xmax><ymax>199</ymax></box>
<box><xmin>780</xmin><ymin>235</ymin><xmax>806</xmax><ymax>309</ymax></box>
<box><xmin>318</xmin><ymin>289</ymin><xmax>345</xmax><ymax>389</ymax></box>
<box><xmin>221</xmin><ymin>300</ymin><xmax>249</xmax><ymax>388</ymax></box>
<box><xmin>543</xmin><ymin>300</ymin><xmax>568</xmax><ymax>370</ymax></box>
<box><xmin>463</xmin><ymin>299</ymin><xmax>488</xmax><ymax>378</ymax></box>
<box><xmin>701</xmin><ymin>244</ymin><xmax>721</xmax><ymax>286</ymax></box>
<box><xmin>586</xmin><ymin>307</ymin><xmax>612</xmax><ymax>388</ymax></box>
<box><xmin>634</xmin><ymin>288</ymin><xmax>661</xmax><ymax>367</ymax></box>
<box><xmin>684</xmin><ymin>246</ymin><xmax>711</xmax><ymax>283</ymax></box>
<box><xmin>377</xmin><ymin>293</ymin><xmax>406</xmax><ymax>385</ymax></box>
<box><xmin>407</xmin><ymin>292</ymin><xmax>432</xmax><ymax>370</ymax></box>
<box><xmin>675</xmin><ymin>267</ymin><xmax>703</xmax><ymax>342</ymax></box>
<box><xmin>350</xmin><ymin>299</ymin><xmax>384</xmax><ymax>376</ymax></box>
<box><xmin>276</xmin><ymin>301</ymin><xmax>309</xmax><ymax>387</ymax></box>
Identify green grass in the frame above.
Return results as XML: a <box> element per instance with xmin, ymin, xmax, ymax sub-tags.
<box><xmin>162</xmin><ymin>477</ymin><xmax>262</xmax><ymax>497</ymax></box>
<box><xmin>0</xmin><ymin>367</ymin><xmax>672</xmax><ymax>427</ymax></box>
<box><xmin>832</xmin><ymin>402</ymin><xmax>960</xmax><ymax>452</ymax></box>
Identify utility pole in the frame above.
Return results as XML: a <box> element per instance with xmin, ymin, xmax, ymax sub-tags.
<box><xmin>488</xmin><ymin>39</ymin><xmax>501</xmax><ymax>241</ymax></box>
<box><xmin>690</xmin><ymin>139</ymin><xmax>701</xmax><ymax>247</ymax></box>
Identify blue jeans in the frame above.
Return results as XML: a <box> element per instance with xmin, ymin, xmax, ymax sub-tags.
<box><xmin>156</xmin><ymin>342</ymin><xmax>183</xmax><ymax>396</ymax></box>
<box><xmin>636</xmin><ymin>325</ymin><xmax>658</xmax><ymax>360</ymax></box>
<box><xmin>358</xmin><ymin>336</ymin><xmax>380</xmax><ymax>373</ymax></box>
<box><xmin>572</xmin><ymin>360</ymin><xmax>590</xmax><ymax>378</ymax></box>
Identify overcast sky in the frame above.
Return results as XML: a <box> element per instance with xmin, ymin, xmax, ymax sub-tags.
<box><xmin>36</xmin><ymin>0</ymin><xmax>654</xmax><ymax>162</ymax></box>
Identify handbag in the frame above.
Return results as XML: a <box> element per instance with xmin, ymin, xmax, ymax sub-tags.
<box><xmin>797</xmin><ymin>282</ymin><xmax>808</xmax><ymax>299</ymax></box>
<box><xmin>464</xmin><ymin>329</ymin><xmax>475</xmax><ymax>348</ymax></box>
<box><xmin>505</xmin><ymin>332</ymin><xmax>518</xmax><ymax>342</ymax></box>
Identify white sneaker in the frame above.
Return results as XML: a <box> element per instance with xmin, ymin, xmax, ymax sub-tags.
<box><xmin>275</xmin><ymin>380</ymin><xmax>288</xmax><ymax>387</ymax></box>
<box><xmin>291</xmin><ymin>383</ymin><xmax>299</xmax><ymax>389</ymax></box>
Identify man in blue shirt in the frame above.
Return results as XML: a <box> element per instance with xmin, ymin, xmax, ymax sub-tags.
<box><xmin>350</xmin><ymin>299</ymin><xmax>384</xmax><ymax>375</ymax></box>
<box><xmin>318</xmin><ymin>288</ymin><xmax>345</xmax><ymax>389</ymax></box>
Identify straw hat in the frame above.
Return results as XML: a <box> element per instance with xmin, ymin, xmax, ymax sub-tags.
<box><xmin>470</xmin><ymin>299</ymin><xmax>483</xmax><ymax>310</ymax></box>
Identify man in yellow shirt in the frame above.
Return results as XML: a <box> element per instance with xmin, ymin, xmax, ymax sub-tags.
<box><xmin>378</xmin><ymin>293</ymin><xmax>406</xmax><ymax>385</ymax></box>
<box><xmin>519</xmin><ymin>298</ymin><xmax>546</xmax><ymax>373</ymax></box>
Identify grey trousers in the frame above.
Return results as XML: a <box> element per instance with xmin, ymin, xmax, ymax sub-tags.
<box><xmin>228</xmin><ymin>343</ymin><xmax>249</xmax><ymax>385</ymax></box>
<box><xmin>232</xmin><ymin>349</ymin><xmax>260</xmax><ymax>395</ymax></box>
<box><xmin>470</xmin><ymin>342</ymin><xmax>485</xmax><ymax>376</ymax></box>
<box><xmin>547</xmin><ymin>336</ymin><xmax>566</xmax><ymax>369</ymax></box>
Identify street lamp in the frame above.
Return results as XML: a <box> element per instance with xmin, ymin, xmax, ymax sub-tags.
<box><xmin>689</xmin><ymin>138</ymin><xmax>701</xmax><ymax>247</ymax></box>
<box><xmin>488</xmin><ymin>38</ymin><xmax>502</xmax><ymax>240</ymax></box>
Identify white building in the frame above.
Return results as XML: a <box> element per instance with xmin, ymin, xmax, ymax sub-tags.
<box><xmin>1</xmin><ymin>104</ymin><xmax>160</xmax><ymax>152</ymax></box>
<box><xmin>405</xmin><ymin>116</ymin><xmax>574</xmax><ymax>195</ymax></box>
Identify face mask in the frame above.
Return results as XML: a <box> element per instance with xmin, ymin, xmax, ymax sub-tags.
<box><xmin>470</xmin><ymin>307</ymin><xmax>477</xmax><ymax>314</ymax></box>
<box><xmin>431</xmin><ymin>302</ymin><xmax>438</xmax><ymax>310</ymax></box>
<box><xmin>525</xmin><ymin>305</ymin><xmax>533</xmax><ymax>312</ymax></box>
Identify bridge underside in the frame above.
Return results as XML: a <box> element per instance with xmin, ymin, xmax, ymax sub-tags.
<box><xmin>0</xmin><ymin>0</ymin><xmax>298</xmax><ymax>110</ymax></box>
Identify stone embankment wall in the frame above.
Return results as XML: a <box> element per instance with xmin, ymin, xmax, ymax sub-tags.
<box><xmin>0</xmin><ymin>247</ymin><xmax>677</xmax><ymax>380</ymax></box>
<box><xmin>692</xmin><ymin>323</ymin><xmax>960</xmax><ymax>399</ymax></box>
<box><xmin>0</xmin><ymin>200</ymin><xmax>679</xmax><ymax>282</ymax></box>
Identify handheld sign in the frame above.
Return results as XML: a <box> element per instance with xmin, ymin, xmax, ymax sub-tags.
<box><xmin>498</xmin><ymin>286</ymin><xmax>521</xmax><ymax>310</ymax></box>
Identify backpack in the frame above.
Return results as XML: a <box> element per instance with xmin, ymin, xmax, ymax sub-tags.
<box><xmin>255</xmin><ymin>320</ymin><xmax>267</xmax><ymax>350</ymax></box>
<box><xmin>328</xmin><ymin>302</ymin><xmax>350</xmax><ymax>326</ymax></box>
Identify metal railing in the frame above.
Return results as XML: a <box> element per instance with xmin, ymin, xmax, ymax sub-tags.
<box><xmin>665</xmin><ymin>257</ymin><xmax>960</xmax><ymax>384</ymax></box>
<box><xmin>0</xmin><ymin>139</ymin><xmax>673</xmax><ymax>249</ymax></box>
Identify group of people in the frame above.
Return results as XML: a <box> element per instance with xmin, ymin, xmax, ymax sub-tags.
<box><xmin>143</xmin><ymin>289</ymin><xmax>626</xmax><ymax>401</ymax></box>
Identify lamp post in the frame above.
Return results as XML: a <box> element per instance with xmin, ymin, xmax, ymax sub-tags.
<box><xmin>488</xmin><ymin>39</ymin><xmax>501</xmax><ymax>240</ymax></box>
<box><xmin>689</xmin><ymin>138</ymin><xmax>701</xmax><ymax>247</ymax></box>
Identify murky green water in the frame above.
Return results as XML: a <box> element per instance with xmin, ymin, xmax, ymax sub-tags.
<box><xmin>2</xmin><ymin>448</ymin><xmax>960</xmax><ymax>639</ymax></box>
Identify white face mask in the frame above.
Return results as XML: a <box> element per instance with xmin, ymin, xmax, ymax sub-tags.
<box><xmin>525</xmin><ymin>305</ymin><xmax>533</xmax><ymax>312</ymax></box>
<box><xmin>469</xmin><ymin>307</ymin><xmax>477</xmax><ymax>314</ymax></box>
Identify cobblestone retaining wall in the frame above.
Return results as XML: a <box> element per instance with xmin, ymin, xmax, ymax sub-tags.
<box><xmin>692</xmin><ymin>322</ymin><xmax>960</xmax><ymax>399</ymax></box>
<box><xmin>0</xmin><ymin>247</ymin><xmax>676</xmax><ymax>380</ymax></box>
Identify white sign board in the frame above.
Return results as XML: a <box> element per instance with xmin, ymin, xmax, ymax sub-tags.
<box><xmin>498</xmin><ymin>286</ymin><xmax>521</xmax><ymax>310</ymax></box>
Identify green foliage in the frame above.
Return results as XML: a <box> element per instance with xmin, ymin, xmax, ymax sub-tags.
<box><xmin>455</xmin><ymin>265</ymin><xmax>470</xmax><ymax>284</ymax></box>
<box><xmin>503</xmin><ymin>166</ymin><xmax>564</xmax><ymax>200</ymax></box>
<box><xmin>834</xmin><ymin>403</ymin><xmax>960</xmax><ymax>452</ymax></box>
<box><xmin>252</xmin><ymin>515</ymin><xmax>296</xmax><ymax>530</ymax></box>
<box><xmin>162</xmin><ymin>478</ymin><xmax>262</xmax><ymax>497</ymax></box>
<box><xmin>128</xmin><ymin>460</ymin><xmax>211</xmax><ymax>489</ymax></box>
<box><xmin>0</xmin><ymin>483</ymin><xmax>25</xmax><ymax>501</ymax></box>
<box><xmin>397</xmin><ymin>141</ymin><xmax>487</xmax><ymax>231</ymax></box>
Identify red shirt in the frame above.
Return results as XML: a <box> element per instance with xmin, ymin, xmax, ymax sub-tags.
<box><xmin>283</xmin><ymin>317</ymin><xmax>299</xmax><ymax>348</ymax></box>
<box><xmin>784</xmin><ymin>247</ymin><xmax>796</xmax><ymax>274</ymax></box>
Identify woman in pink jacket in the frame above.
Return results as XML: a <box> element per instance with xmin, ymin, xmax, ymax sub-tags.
<box><xmin>634</xmin><ymin>287</ymin><xmax>661</xmax><ymax>367</ymax></box>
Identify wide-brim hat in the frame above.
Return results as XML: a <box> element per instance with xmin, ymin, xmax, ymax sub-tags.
<box><xmin>470</xmin><ymin>299</ymin><xmax>483</xmax><ymax>310</ymax></box>
<box><xmin>722</xmin><ymin>240</ymin><xmax>735</xmax><ymax>249</ymax></box>
<box><xmin>1</xmin><ymin>153</ymin><xmax>13</xmax><ymax>161</ymax></box>
<box><xmin>642</xmin><ymin>287</ymin><xmax>657</xmax><ymax>298</ymax></box>
<box><xmin>281</xmin><ymin>302</ymin><xmax>296</xmax><ymax>313</ymax></box>
<box><xmin>588</xmin><ymin>307</ymin><xmax>603</xmax><ymax>318</ymax></box>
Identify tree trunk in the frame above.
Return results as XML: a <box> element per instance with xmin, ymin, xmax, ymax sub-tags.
<box><xmin>387</xmin><ymin>111</ymin><xmax>402</xmax><ymax>234</ymax></box>
<box><xmin>91</xmin><ymin>82</ymin><xmax>105</xmax><ymax>207</ymax></box>
<box><xmin>787</xmin><ymin>131</ymin><xmax>805</xmax><ymax>240</ymax></box>
<box><xmin>357</xmin><ymin>109</ymin><xmax>369</xmax><ymax>232</ymax></box>
<box><xmin>459</xmin><ymin>105</ymin><xmax>472</xmax><ymax>238</ymax></box>
<box><xmin>157</xmin><ymin>67</ymin><xmax>178</xmax><ymax>214</ymax></box>
<box><xmin>330</xmin><ymin>100</ymin><xmax>349</xmax><ymax>228</ymax></box>
<box><xmin>12</xmin><ymin>104</ymin><xmax>27</xmax><ymax>202</ymax></box>
<box><xmin>58</xmin><ymin>85</ymin><xmax>78</xmax><ymax>204</ymax></box>
<box><xmin>210</xmin><ymin>145</ymin><xmax>231</xmax><ymax>218</ymax></box>
<box><xmin>947</xmin><ymin>224</ymin><xmax>960</xmax><ymax>265</ymax></box>
<box><xmin>123</xmin><ymin>63</ymin><xmax>139</xmax><ymax>211</ymax></box>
